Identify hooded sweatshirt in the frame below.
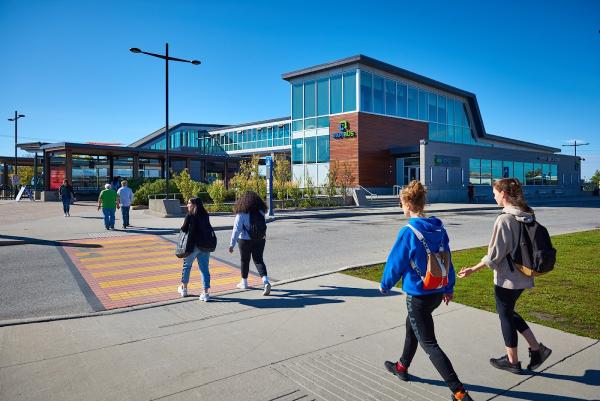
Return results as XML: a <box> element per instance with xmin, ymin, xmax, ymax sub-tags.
<box><xmin>481</xmin><ymin>206</ymin><xmax>535</xmax><ymax>290</ymax></box>
<box><xmin>380</xmin><ymin>216</ymin><xmax>455</xmax><ymax>296</ymax></box>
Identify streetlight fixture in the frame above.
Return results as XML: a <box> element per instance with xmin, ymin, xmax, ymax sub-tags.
<box><xmin>7</xmin><ymin>111</ymin><xmax>25</xmax><ymax>181</ymax></box>
<box><xmin>129</xmin><ymin>43</ymin><xmax>201</xmax><ymax>191</ymax></box>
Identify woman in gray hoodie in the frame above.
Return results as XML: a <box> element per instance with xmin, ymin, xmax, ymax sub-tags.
<box><xmin>458</xmin><ymin>178</ymin><xmax>551</xmax><ymax>374</ymax></box>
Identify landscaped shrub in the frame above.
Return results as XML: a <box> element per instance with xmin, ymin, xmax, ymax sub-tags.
<box><xmin>173</xmin><ymin>169</ymin><xmax>205</xmax><ymax>204</ymax></box>
<box><xmin>132</xmin><ymin>179</ymin><xmax>178</xmax><ymax>206</ymax></box>
<box><xmin>207</xmin><ymin>180</ymin><xmax>227</xmax><ymax>208</ymax></box>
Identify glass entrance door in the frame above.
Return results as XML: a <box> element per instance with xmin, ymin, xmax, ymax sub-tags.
<box><xmin>406</xmin><ymin>166</ymin><xmax>420</xmax><ymax>183</ymax></box>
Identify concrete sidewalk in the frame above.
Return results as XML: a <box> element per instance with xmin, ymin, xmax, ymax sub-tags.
<box><xmin>0</xmin><ymin>273</ymin><xmax>597</xmax><ymax>401</ymax></box>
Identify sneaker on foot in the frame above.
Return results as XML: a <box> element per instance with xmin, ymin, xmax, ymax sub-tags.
<box><xmin>263</xmin><ymin>282</ymin><xmax>271</xmax><ymax>296</ymax></box>
<box><xmin>528</xmin><ymin>343</ymin><xmax>552</xmax><ymax>370</ymax></box>
<box><xmin>199</xmin><ymin>292</ymin><xmax>210</xmax><ymax>302</ymax></box>
<box><xmin>236</xmin><ymin>281</ymin><xmax>248</xmax><ymax>289</ymax></box>
<box><xmin>384</xmin><ymin>361</ymin><xmax>408</xmax><ymax>381</ymax></box>
<box><xmin>177</xmin><ymin>284</ymin><xmax>188</xmax><ymax>298</ymax></box>
<box><xmin>490</xmin><ymin>355</ymin><xmax>522</xmax><ymax>374</ymax></box>
<box><xmin>452</xmin><ymin>390</ymin><xmax>474</xmax><ymax>401</ymax></box>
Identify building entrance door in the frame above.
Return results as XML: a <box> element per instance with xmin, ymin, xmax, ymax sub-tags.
<box><xmin>407</xmin><ymin>166</ymin><xmax>420</xmax><ymax>183</ymax></box>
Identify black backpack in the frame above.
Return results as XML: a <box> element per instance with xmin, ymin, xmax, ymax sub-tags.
<box><xmin>506</xmin><ymin>215</ymin><xmax>556</xmax><ymax>277</ymax></box>
<box><xmin>196</xmin><ymin>215</ymin><xmax>217</xmax><ymax>252</ymax></box>
<box><xmin>245</xmin><ymin>210</ymin><xmax>267</xmax><ymax>240</ymax></box>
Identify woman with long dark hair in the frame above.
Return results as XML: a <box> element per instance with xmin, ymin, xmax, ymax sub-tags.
<box><xmin>229</xmin><ymin>191</ymin><xmax>271</xmax><ymax>295</ymax></box>
<box><xmin>178</xmin><ymin>197</ymin><xmax>213</xmax><ymax>302</ymax></box>
<box><xmin>459</xmin><ymin>178</ymin><xmax>552</xmax><ymax>374</ymax></box>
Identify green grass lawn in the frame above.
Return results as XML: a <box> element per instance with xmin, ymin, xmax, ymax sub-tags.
<box><xmin>344</xmin><ymin>229</ymin><xmax>600</xmax><ymax>339</ymax></box>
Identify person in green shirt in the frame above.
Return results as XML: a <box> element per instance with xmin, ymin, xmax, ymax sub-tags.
<box><xmin>98</xmin><ymin>183</ymin><xmax>120</xmax><ymax>230</ymax></box>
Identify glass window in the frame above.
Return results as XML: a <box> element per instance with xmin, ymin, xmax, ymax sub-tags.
<box><xmin>480</xmin><ymin>159</ymin><xmax>492</xmax><ymax>185</ymax></box>
<box><xmin>447</xmin><ymin>125</ymin><xmax>455</xmax><ymax>143</ymax></box>
<box><xmin>534</xmin><ymin>163</ymin><xmax>542</xmax><ymax>185</ymax></box>
<box><xmin>397</xmin><ymin>83</ymin><xmax>407</xmax><ymax>117</ymax></box>
<box><xmin>317</xmin><ymin>135</ymin><xmax>330</xmax><ymax>163</ymax></box>
<box><xmin>492</xmin><ymin>160</ymin><xmax>503</xmax><ymax>181</ymax></box>
<box><xmin>304</xmin><ymin>81</ymin><xmax>315</xmax><ymax>118</ymax></box>
<box><xmin>524</xmin><ymin>163</ymin><xmax>534</xmax><ymax>185</ymax></box>
<box><xmin>469</xmin><ymin>158</ymin><xmax>481</xmax><ymax>184</ymax></box>
<box><xmin>447</xmin><ymin>98</ymin><xmax>455</xmax><ymax>126</ymax></box>
<box><xmin>292</xmin><ymin>138</ymin><xmax>303</xmax><ymax>164</ymax></box>
<box><xmin>418</xmin><ymin>90</ymin><xmax>428</xmax><ymax>121</ymax></box>
<box><xmin>542</xmin><ymin>163</ymin><xmax>551</xmax><ymax>185</ymax></box>
<box><xmin>407</xmin><ymin>86</ymin><xmax>418</xmax><ymax>119</ymax></box>
<box><xmin>343</xmin><ymin>71</ymin><xmax>356</xmax><ymax>112</ymax></box>
<box><xmin>437</xmin><ymin>124</ymin><xmax>447</xmax><ymax>142</ymax></box>
<box><xmin>428</xmin><ymin>92</ymin><xmax>437</xmax><ymax>122</ymax></box>
<box><xmin>317</xmin><ymin>78</ymin><xmax>329</xmax><ymax>116</ymax></box>
<box><xmin>437</xmin><ymin>96</ymin><xmax>446</xmax><ymax>124</ymax></box>
<box><xmin>317</xmin><ymin>116</ymin><xmax>330</xmax><ymax>128</ymax></box>
<box><xmin>457</xmin><ymin>102</ymin><xmax>467</xmax><ymax>127</ymax></box>
<box><xmin>304</xmin><ymin>118</ymin><xmax>316</xmax><ymax>130</ymax></box>
<box><xmin>359</xmin><ymin>70</ymin><xmax>373</xmax><ymax>112</ymax></box>
<box><xmin>330</xmin><ymin>75</ymin><xmax>342</xmax><ymax>114</ymax></box>
<box><xmin>292</xmin><ymin>119</ymin><xmax>303</xmax><ymax>132</ymax></box>
<box><xmin>292</xmin><ymin>83</ymin><xmax>303</xmax><ymax>120</ymax></box>
<box><xmin>503</xmin><ymin>161</ymin><xmax>513</xmax><ymax>178</ymax></box>
<box><xmin>550</xmin><ymin>164</ymin><xmax>558</xmax><ymax>185</ymax></box>
<box><xmin>373</xmin><ymin>75</ymin><xmax>384</xmax><ymax>114</ymax></box>
<box><xmin>385</xmin><ymin>79</ymin><xmax>396</xmax><ymax>116</ymax></box>
<box><xmin>304</xmin><ymin>137</ymin><xmax>317</xmax><ymax>164</ymax></box>
<box><xmin>514</xmin><ymin>162</ymin><xmax>524</xmax><ymax>184</ymax></box>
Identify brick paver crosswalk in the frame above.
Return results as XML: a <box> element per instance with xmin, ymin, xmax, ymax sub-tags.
<box><xmin>62</xmin><ymin>234</ymin><xmax>262</xmax><ymax>310</ymax></box>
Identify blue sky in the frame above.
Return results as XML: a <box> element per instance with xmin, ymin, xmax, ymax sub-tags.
<box><xmin>1</xmin><ymin>0</ymin><xmax>599</xmax><ymax>179</ymax></box>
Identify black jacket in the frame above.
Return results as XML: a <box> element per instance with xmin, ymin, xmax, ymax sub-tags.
<box><xmin>181</xmin><ymin>213</ymin><xmax>210</xmax><ymax>252</ymax></box>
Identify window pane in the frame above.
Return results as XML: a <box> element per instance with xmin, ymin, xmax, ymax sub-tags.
<box><xmin>447</xmin><ymin>125</ymin><xmax>455</xmax><ymax>143</ymax></box>
<box><xmin>524</xmin><ymin>163</ymin><xmax>534</xmax><ymax>185</ymax></box>
<box><xmin>437</xmin><ymin>96</ymin><xmax>446</xmax><ymax>124</ymax></box>
<box><xmin>437</xmin><ymin>124</ymin><xmax>447</xmax><ymax>142</ymax></box>
<box><xmin>385</xmin><ymin>79</ymin><xmax>396</xmax><ymax>116</ymax></box>
<box><xmin>317</xmin><ymin>116</ymin><xmax>330</xmax><ymax>128</ymax></box>
<box><xmin>343</xmin><ymin>72</ymin><xmax>356</xmax><ymax>112</ymax></box>
<box><xmin>514</xmin><ymin>162</ymin><xmax>524</xmax><ymax>183</ymax></box>
<box><xmin>304</xmin><ymin>117</ymin><xmax>316</xmax><ymax>130</ymax></box>
<box><xmin>418</xmin><ymin>90</ymin><xmax>428</xmax><ymax>120</ymax></box>
<box><xmin>359</xmin><ymin>70</ymin><xmax>373</xmax><ymax>112</ymax></box>
<box><xmin>317</xmin><ymin>78</ymin><xmax>329</xmax><ymax>116</ymax></box>
<box><xmin>428</xmin><ymin>92</ymin><xmax>437</xmax><ymax>122</ymax></box>
<box><xmin>481</xmin><ymin>159</ymin><xmax>492</xmax><ymax>185</ymax></box>
<box><xmin>469</xmin><ymin>158</ymin><xmax>481</xmax><ymax>184</ymax></box>
<box><xmin>407</xmin><ymin>86</ymin><xmax>418</xmax><ymax>119</ymax></box>
<box><xmin>542</xmin><ymin>163</ymin><xmax>551</xmax><ymax>185</ymax></box>
<box><xmin>397</xmin><ymin>83</ymin><xmax>407</xmax><ymax>117</ymax></box>
<box><xmin>292</xmin><ymin>138</ymin><xmax>303</xmax><ymax>164</ymax></box>
<box><xmin>492</xmin><ymin>160</ymin><xmax>503</xmax><ymax>181</ymax></box>
<box><xmin>447</xmin><ymin>98</ymin><xmax>455</xmax><ymax>126</ymax></box>
<box><xmin>304</xmin><ymin>137</ymin><xmax>317</xmax><ymax>163</ymax></box>
<box><xmin>330</xmin><ymin>75</ymin><xmax>342</xmax><ymax>114</ymax></box>
<box><xmin>317</xmin><ymin>135</ymin><xmax>330</xmax><ymax>163</ymax></box>
<box><xmin>292</xmin><ymin>119</ymin><xmax>303</xmax><ymax>132</ymax></box>
<box><xmin>304</xmin><ymin>81</ymin><xmax>315</xmax><ymax>118</ymax></box>
<box><xmin>373</xmin><ymin>75</ymin><xmax>384</xmax><ymax>113</ymax></box>
<box><xmin>551</xmin><ymin>164</ymin><xmax>558</xmax><ymax>185</ymax></box>
<box><xmin>292</xmin><ymin>84</ymin><xmax>303</xmax><ymax>120</ymax></box>
<box><xmin>503</xmin><ymin>161</ymin><xmax>513</xmax><ymax>178</ymax></box>
<box><xmin>534</xmin><ymin>163</ymin><xmax>542</xmax><ymax>185</ymax></box>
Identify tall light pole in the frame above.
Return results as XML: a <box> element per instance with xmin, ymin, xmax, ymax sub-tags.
<box><xmin>130</xmin><ymin>44</ymin><xmax>200</xmax><ymax>191</ymax></box>
<box><xmin>562</xmin><ymin>140</ymin><xmax>589</xmax><ymax>157</ymax></box>
<box><xmin>7</xmin><ymin>111</ymin><xmax>25</xmax><ymax>180</ymax></box>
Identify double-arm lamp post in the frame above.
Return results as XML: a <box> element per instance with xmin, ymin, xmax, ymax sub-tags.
<box><xmin>7</xmin><ymin>111</ymin><xmax>25</xmax><ymax>181</ymax></box>
<box><xmin>130</xmin><ymin>44</ymin><xmax>200</xmax><ymax>191</ymax></box>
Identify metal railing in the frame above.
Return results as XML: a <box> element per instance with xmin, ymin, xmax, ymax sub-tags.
<box><xmin>393</xmin><ymin>185</ymin><xmax>403</xmax><ymax>197</ymax></box>
<box><xmin>356</xmin><ymin>185</ymin><xmax>378</xmax><ymax>199</ymax></box>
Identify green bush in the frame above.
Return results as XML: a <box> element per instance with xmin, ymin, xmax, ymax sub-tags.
<box><xmin>173</xmin><ymin>169</ymin><xmax>205</xmax><ymax>204</ymax></box>
<box><xmin>133</xmin><ymin>179</ymin><xmax>179</xmax><ymax>206</ymax></box>
<box><xmin>207</xmin><ymin>180</ymin><xmax>227</xmax><ymax>207</ymax></box>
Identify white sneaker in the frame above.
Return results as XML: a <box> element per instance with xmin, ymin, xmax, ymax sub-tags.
<box><xmin>177</xmin><ymin>284</ymin><xmax>188</xmax><ymax>297</ymax></box>
<box><xmin>199</xmin><ymin>292</ymin><xmax>210</xmax><ymax>302</ymax></box>
<box><xmin>236</xmin><ymin>281</ymin><xmax>248</xmax><ymax>289</ymax></box>
<box><xmin>263</xmin><ymin>282</ymin><xmax>271</xmax><ymax>296</ymax></box>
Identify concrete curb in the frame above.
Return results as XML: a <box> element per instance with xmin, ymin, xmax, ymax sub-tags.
<box><xmin>0</xmin><ymin>259</ymin><xmax>386</xmax><ymax>328</ymax></box>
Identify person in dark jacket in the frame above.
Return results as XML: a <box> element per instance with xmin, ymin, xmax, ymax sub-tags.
<box><xmin>380</xmin><ymin>180</ymin><xmax>473</xmax><ymax>401</ymax></box>
<box><xmin>59</xmin><ymin>179</ymin><xmax>75</xmax><ymax>217</ymax></box>
<box><xmin>178</xmin><ymin>198</ymin><xmax>213</xmax><ymax>302</ymax></box>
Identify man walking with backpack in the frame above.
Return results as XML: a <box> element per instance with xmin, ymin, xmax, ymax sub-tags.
<box><xmin>229</xmin><ymin>191</ymin><xmax>271</xmax><ymax>295</ymax></box>
<box><xmin>459</xmin><ymin>178</ymin><xmax>553</xmax><ymax>375</ymax></box>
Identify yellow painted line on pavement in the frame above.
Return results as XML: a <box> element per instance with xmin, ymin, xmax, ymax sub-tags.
<box><xmin>92</xmin><ymin>265</ymin><xmax>231</xmax><ymax>278</ymax></box>
<box><xmin>77</xmin><ymin>248</ymin><xmax>174</xmax><ymax>262</ymax></box>
<box><xmin>107</xmin><ymin>276</ymin><xmax>246</xmax><ymax>300</ymax></box>
<box><xmin>75</xmin><ymin>244</ymin><xmax>174</xmax><ymax>258</ymax></box>
<box><xmin>76</xmin><ymin>236</ymin><xmax>157</xmax><ymax>247</ymax></box>
<box><xmin>83</xmin><ymin>256</ymin><xmax>180</xmax><ymax>269</ymax></box>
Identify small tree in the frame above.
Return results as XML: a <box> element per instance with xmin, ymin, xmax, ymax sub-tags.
<box><xmin>273</xmin><ymin>155</ymin><xmax>291</xmax><ymax>201</ymax></box>
<box><xmin>207</xmin><ymin>179</ymin><xmax>226</xmax><ymax>208</ymax></box>
<box><xmin>591</xmin><ymin>169</ymin><xmax>600</xmax><ymax>187</ymax></box>
<box><xmin>286</xmin><ymin>181</ymin><xmax>302</xmax><ymax>207</ymax></box>
<box><xmin>325</xmin><ymin>161</ymin><xmax>339</xmax><ymax>198</ymax></box>
<box><xmin>338</xmin><ymin>162</ymin><xmax>356</xmax><ymax>201</ymax></box>
<box><xmin>304</xmin><ymin>175</ymin><xmax>316</xmax><ymax>201</ymax></box>
<box><xmin>172</xmin><ymin>168</ymin><xmax>203</xmax><ymax>204</ymax></box>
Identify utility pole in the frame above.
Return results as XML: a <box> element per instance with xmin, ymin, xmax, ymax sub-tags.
<box><xmin>562</xmin><ymin>140</ymin><xmax>589</xmax><ymax>157</ymax></box>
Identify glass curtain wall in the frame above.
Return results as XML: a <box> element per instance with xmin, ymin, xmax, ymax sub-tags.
<box><xmin>70</xmin><ymin>155</ymin><xmax>110</xmax><ymax>191</ymax></box>
<box><xmin>213</xmin><ymin>123</ymin><xmax>290</xmax><ymax>152</ymax></box>
<box><xmin>138</xmin><ymin>158</ymin><xmax>161</xmax><ymax>178</ymax></box>
<box><xmin>469</xmin><ymin>158</ymin><xmax>558</xmax><ymax>186</ymax></box>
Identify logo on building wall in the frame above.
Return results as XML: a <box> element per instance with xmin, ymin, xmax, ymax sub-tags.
<box><xmin>333</xmin><ymin>120</ymin><xmax>357</xmax><ymax>140</ymax></box>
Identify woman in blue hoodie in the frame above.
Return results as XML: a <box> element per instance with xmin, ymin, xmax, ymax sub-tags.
<box><xmin>380</xmin><ymin>180</ymin><xmax>473</xmax><ymax>401</ymax></box>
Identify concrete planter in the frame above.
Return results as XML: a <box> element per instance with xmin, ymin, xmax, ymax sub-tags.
<box><xmin>148</xmin><ymin>198</ymin><xmax>183</xmax><ymax>217</ymax></box>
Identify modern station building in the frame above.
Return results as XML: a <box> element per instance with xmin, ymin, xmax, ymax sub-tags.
<box><xmin>11</xmin><ymin>54</ymin><xmax>581</xmax><ymax>202</ymax></box>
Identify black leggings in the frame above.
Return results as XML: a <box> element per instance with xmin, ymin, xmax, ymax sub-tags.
<box><xmin>495</xmin><ymin>285</ymin><xmax>530</xmax><ymax>347</ymax></box>
<box><xmin>238</xmin><ymin>239</ymin><xmax>267</xmax><ymax>279</ymax></box>
<box><xmin>400</xmin><ymin>293</ymin><xmax>463</xmax><ymax>393</ymax></box>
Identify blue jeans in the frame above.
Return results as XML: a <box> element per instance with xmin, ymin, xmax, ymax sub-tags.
<box><xmin>102</xmin><ymin>208</ymin><xmax>116</xmax><ymax>229</ymax></box>
<box><xmin>62</xmin><ymin>198</ymin><xmax>71</xmax><ymax>214</ymax></box>
<box><xmin>181</xmin><ymin>247</ymin><xmax>211</xmax><ymax>289</ymax></box>
<box><xmin>121</xmin><ymin>206</ymin><xmax>130</xmax><ymax>226</ymax></box>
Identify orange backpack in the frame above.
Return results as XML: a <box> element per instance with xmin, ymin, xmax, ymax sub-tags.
<box><xmin>406</xmin><ymin>224</ymin><xmax>450</xmax><ymax>290</ymax></box>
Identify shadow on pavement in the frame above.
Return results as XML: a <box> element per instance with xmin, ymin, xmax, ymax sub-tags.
<box><xmin>412</xmin><ymin>373</ymin><xmax>599</xmax><ymax>401</ymax></box>
<box><xmin>0</xmin><ymin>235</ymin><xmax>102</xmax><ymax>248</ymax></box>
<box><xmin>213</xmin><ymin>285</ymin><xmax>400</xmax><ymax>309</ymax></box>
